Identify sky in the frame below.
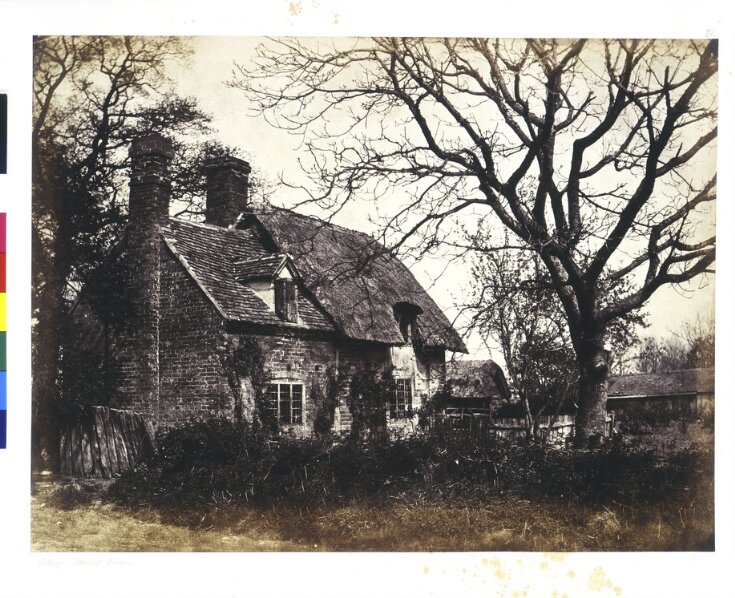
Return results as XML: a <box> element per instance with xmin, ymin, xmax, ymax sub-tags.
<box><xmin>170</xmin><ymin>36</ymin><xmax>716</xmax><ymax>362</ymax></box>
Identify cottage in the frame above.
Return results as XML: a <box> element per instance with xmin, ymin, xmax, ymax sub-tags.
<box><xmin>71</xmin><ymin>134</ymin><xmax>466</xmax><ymax>435</ymax></box>
<box><xmin>606</xmin><ymin>368</ymin><xmax>715</xmax><ymax>423</ymax></box>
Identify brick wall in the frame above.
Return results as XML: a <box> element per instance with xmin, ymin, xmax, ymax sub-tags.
<box><xmin>158</xmin><ymin>244</ymin><xmax>234</xmax><ymax>426</ymax></box>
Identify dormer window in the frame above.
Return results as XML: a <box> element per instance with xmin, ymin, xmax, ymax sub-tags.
<box><xmin>393</xmin><ymin>301</ymin><xmax>423</xmax><ymax>344</ymax></box>
<box><xmin>275</xmin><ymin>279</ymin><xmax>298</xmax><ymax>322</ymax></box>
<box><xmin>398</xmin><ymin>312</ymin><xmax>411</xmax><ymax>343</ymax></box>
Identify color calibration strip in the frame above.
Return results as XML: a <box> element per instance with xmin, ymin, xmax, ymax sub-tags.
<box><xmin>0</xmin><ymin>213</ymin><xmax>5</xmax><ymax>448</ymax></box>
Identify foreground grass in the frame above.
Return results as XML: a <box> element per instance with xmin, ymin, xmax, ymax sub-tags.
<box><xmin>32</xmin><ymin>477</ymin><xmax>713</xmax><ymax>552</ymax></box>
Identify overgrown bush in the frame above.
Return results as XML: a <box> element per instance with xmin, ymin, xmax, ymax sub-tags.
<box><xmin>108</xmin><ymin>416</ymin><xmax>713</xmax><ymax>511</ymax></box>
<box><xmin>311</xmin><ymin>367</ymin><xmax>344</xmax><ymax>440</ymax></box>
<box><xmin>346</xmin><ymin>368</ymin><xmax>395</xmax><ymax>438</ymax></box>
<box><xmin>48</xmin><ymin>481</ymin><xmax>100</xmax><ymax>510</ymax></box>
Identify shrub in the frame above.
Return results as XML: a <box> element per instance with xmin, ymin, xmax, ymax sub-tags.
<box><xmin>311</xmin><ymin>367</ymin><xmax>344</xmax><ymax>440</ymax></box>
<box><xmin>108</xmin><ymin>416</ymin><xmax>713</xmax><ymax>512</ymax></box>
<box><xmin>47</xmin><ymin>482</ymin><xmax>98</xmax><ymax>510</ymax></box>
<box><xmin>346</xmin><ymin>368</ymin><xmax>395</xmax><ymax>438</ymax></box>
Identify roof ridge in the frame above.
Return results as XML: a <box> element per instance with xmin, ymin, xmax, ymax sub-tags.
<box><xmin>268</xmin><ymin>206</ymin><xmax>385</xmax><ymax>246</ymax></box>
<box><xmin>233</xmin><ymin>253</ymin><xmax>286</xmax><ymax>264</ymax></box>
<box><xmin>613</xmin><ymin>367</ymin><xmax>714</xmax><ymax>377</ymax></box>
<box><xmin>168</xmin><ymin>216</ymin><xmax>253</xmax><ymax>235</ymax></box>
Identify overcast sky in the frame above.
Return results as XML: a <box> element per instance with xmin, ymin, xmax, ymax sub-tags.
<box><xmin>169</xmin><ymin>37</ymin><xmax>716</xmax><ymax>361</ymax></box>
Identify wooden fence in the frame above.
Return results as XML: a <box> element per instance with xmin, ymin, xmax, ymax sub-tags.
<box><xmin>441</xmin><ymin>411</ymin><xmax>613</xmax><ymax>443</ymax></box>
<box><xmin>59</xmin><ymin>406</ymin><xmax>156</xmax><ymax>478</ymax></box>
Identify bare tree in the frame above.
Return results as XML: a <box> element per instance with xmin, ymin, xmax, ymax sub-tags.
<box><xmin>232</xmin><ymin>38</ymin><xmax>716</xmax><ymax>445</ymax></box>
<box><xmin>634</xmin><ymin>315</ymin><xmax>714</xmax><ymax>372</ymax></box>
<box><xmin>472</xmin><ymin>243</ymin><xmax>578</xmax><ymax>438</ymax></box>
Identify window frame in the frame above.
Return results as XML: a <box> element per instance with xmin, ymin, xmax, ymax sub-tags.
<box><xmin>274</xmin><ymin>278</ymin><xmax>298</xmax><ymax>323</ymax></box>
<box><xmin>390</xmin><ymin>377</ymin><xmax>413</xmax><ymax>420</ymax></box>
<box><xmin>267</xmin><ymin>382</ymin><xmax>304</xmax><ymax>425</ymax></box>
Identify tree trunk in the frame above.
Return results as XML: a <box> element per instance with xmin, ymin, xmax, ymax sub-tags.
<box><xmin>573</xmin><ymin>340</ymin><xmax>610</xmax><ymax>447</ymax></box>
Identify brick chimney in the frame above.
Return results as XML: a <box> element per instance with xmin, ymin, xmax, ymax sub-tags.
<box><xmin>129</xmin><ymin>133</ymin><xmax>175</xmax><ymax>227</ymax></box>
<box><xmin>110</xmin><ymin>133</ymin><xmax>174</xmax><ymax>419</ymax></box>
<box><xmin>204</xmin><ymin>156</ymin><xmax>251</xmax><ymax>227</ymax></box>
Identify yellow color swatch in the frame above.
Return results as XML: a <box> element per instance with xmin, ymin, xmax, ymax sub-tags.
<box><xmin>0</xmin><ymin>293</ymin><xmax>5</xmax><ymax>332</ymax></box>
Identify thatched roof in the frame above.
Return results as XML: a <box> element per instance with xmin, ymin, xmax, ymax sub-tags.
<box><xmin>607</xmin><ymin>368</ymin><xmax>714</xmax><ymax>399</ymax></box>
<box><xmin>161</xmin><ymin>209</ymin><xmax>466</xmax><ymax>351</ymax></box>
<box><xmin>446</xmin><ymin>360</ymin><xmax>510</xmax><ymax>400</ymax></box>
<box><xmin>248</xmin><ymin>208</ymin><xmax>466</xmax><ymax>352</ymax></box>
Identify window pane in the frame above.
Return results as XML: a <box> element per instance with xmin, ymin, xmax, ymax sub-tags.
<box><xmin>279</xmin><ymin>383</ymin><xmax>291</xmax><ymax>424</ymax></box>
<box><xmin>275</xmin><ymin>280</ymin><xmax>298</xmax><ymax>322</ymax></box>
<box><xmin>392</xmin><ymin>378</ymin><xmax>412</xmax><ymax>419</ymax></box>
<box><xmin>291</xmin><ymin>384</ymin><xmax>303</xmax><ymax>424</ymax></box>
<box><xmin>268</xmin><ymin>384</ymin><xmax>279</xmax><ymax>420</ymax></box>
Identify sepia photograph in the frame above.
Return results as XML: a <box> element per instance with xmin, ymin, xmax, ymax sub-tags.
<box><xmin>29</xmin><ymin>35</ymin><xmax>717</xmax><ymax>557</ymax></box>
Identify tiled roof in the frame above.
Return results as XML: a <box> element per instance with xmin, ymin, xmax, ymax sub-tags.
<box><xmin>234</xmin><ymin>254</ymin><xmax>288</xmax><ymax>281</ymax></box>
<box><xmin>446</xmin><ymin>359</ymin><xmax>510</xmax><ymax>399</ymax></box>
<box><xmin>162</xmin><ymin>219</ymin><xmax>334</xmax><ymax>331</ymax></box>
<box><xmin>250</xmin><ymin>208</ymin><xmax>467</xmax><ymax>352</ymax></box>
<box><xmin>607</xmin><ymin>368</ymin><xmax>715</xmax><ymax>398</ymax></box>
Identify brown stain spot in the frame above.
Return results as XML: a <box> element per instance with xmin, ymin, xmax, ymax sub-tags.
<box><xmin>423</xmin><ymin>566</ymin><xmax>429</xmax><ymax>575</ymax></box>
<box><xmin>614</xmin><ymin>587</ymin><xmax>622</xmax><ymax>596</ymax></box>
<box><xmin>567</xmin><ymin>570</ymin><xmax>576</xmax><ymax>578</ymax></box>
<box><xmin>545</xmin><ymin>552</ymin><xmax>566</xmax><ymax>562</ymax></box>
<box><xmin>492</xmin><ymin>557</ymin><xmax>507</xmax><ymax>580</ymax></box>
<box><xmin>588</xmin><ymin>566</ymin><xmax>615</xmax><ymax>592</ymax></box>
<box><xmin>480</xmin><ymin>557</ymin><xmax>507</xmax><ymax>581</ymax></box>
<box><xmin>333</xmin><ymin>12</ymin><xmax>340</xmax><ymax>24</ymax></box>
<box><xmin>288</xmin><ymin>1</ymin><xmax>302</xmax><ymax>16</ymax></box>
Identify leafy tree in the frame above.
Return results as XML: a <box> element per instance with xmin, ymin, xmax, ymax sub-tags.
<box><xmin>32</xmin><ymin>36</ymin><xmax>238</xmax><ymax>467</ymax></box>
<box><xmin>232</xmin><ymin>39</ymin><xmax>716</xmax><ymax>444</ymax></box>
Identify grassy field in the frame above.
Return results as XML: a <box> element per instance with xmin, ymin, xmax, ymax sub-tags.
<box><xmin>31</xmin><ymin>476</ymin><xmax>713</xmax><ymax>552</ymax></box>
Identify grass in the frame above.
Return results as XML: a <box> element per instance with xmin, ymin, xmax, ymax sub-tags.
<box><xmin>33</xmin><ymin>419</ymin><xmax>714</xmax><ymax>551</ymax></box>
<box><xmin>32</xmin><ymin>477</ymin><xmax>713</xmax><ymax>552</ymax></box>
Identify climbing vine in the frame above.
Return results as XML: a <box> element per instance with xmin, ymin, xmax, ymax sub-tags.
<box><xmin>217</xmin><ymin>335</ymin><xmax>276</xmax><ymax>433</ymax></box>
<box><xmin>311</xmin><ymin>366</ymin><xmax>346</xmax><ymax>440</ymax></box>
<box><xmin>347</xmin><ymin>368</ymin><xmax>395</xmax><ymax>438</ymax></box>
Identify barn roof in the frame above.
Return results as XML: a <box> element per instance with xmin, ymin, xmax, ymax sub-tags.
<box><xmin>161</xmin><ymin>209</ymin><xmax>466</xmax><ymax>351</ymax></box>
<box><xmin>607</xmin><ymin>368</ymin><xmax>715</xmax><ymax>399</ymax></box>
<box><xmin>446</xmin><ymin>359</ymin><xmax>510</xmax><ymax>400</ymax></box>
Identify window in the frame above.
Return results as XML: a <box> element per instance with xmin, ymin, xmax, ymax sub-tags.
<box><xmin>390</xmin><ymin>378</ymin><xmax>412</xmax><ymax>419</ymax></box>
<box><xmin>392</xmin><ymin>302</ymin><xmax>423</xmax><ymax>344</ymax></box>
<box><xmin>397</xmin><ymin>312</ymin><xmax>411</xmax><ymax>343</ymax></box>
<box><xmin>275</xmin><ymin>279</ymin><xmax>298</xmax><ymax>322</ymax></box>
<box><xmin>268</xmin><ymin>383</ymin><xmax>303</xmax><ymax>425</ymax></box>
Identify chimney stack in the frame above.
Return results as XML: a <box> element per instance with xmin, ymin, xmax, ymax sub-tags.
<box><xmin>204</xmin><ymin>156</ymin><xmax>251</xmax><ymax>227</ymax></box>
<box><xmin>110</xmin><ymin>133</ymin><xmax>173</xmax><ymax>419</ymax></box>
<box><xmin>129</xmin><ymin>133</ymin><xmax>175</xmax><ymax>227</ymax></box>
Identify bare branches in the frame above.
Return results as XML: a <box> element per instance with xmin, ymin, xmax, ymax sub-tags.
<box><xmin>232</xmin><ymin>38</ymin><xmax>716</xmax><ymax>426</ymax></box>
